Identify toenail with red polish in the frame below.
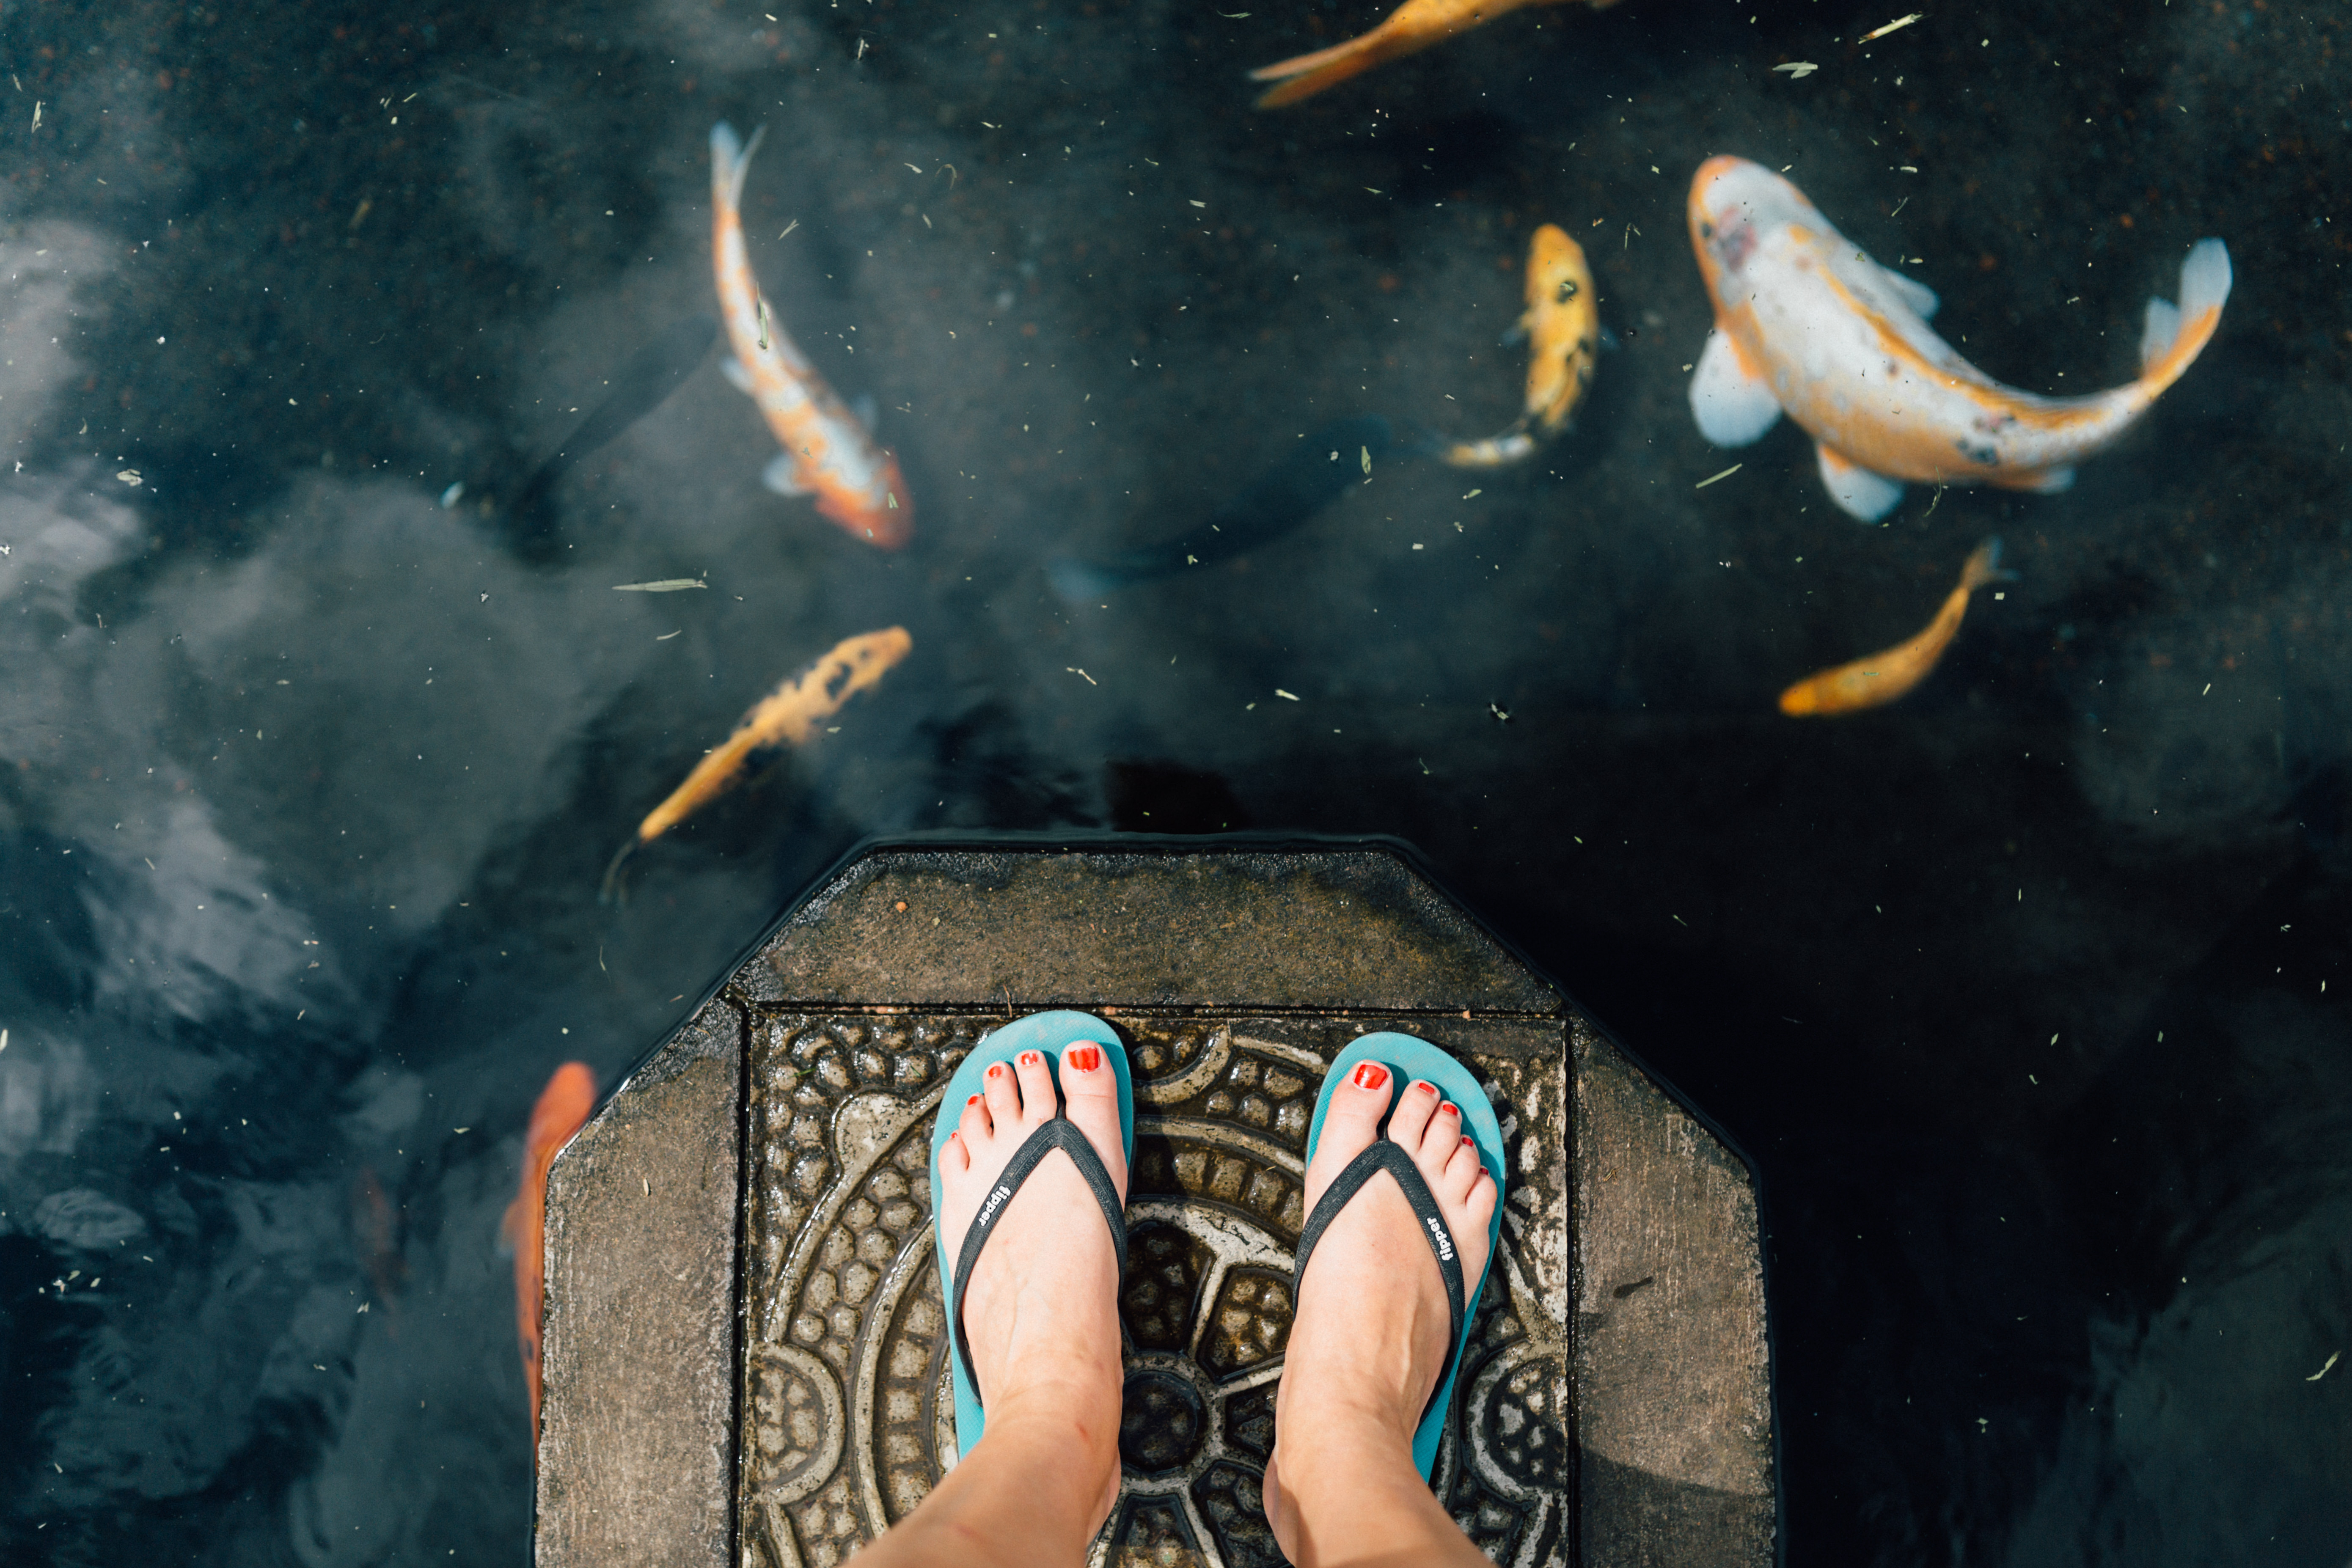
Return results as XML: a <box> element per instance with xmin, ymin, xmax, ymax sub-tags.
<box><xmin>1413</xmin><ymin>1079</ymin><xmax>1439</xmax><ymax>1096</ymax></box>
<box><xmin>967</xmin><ymin>1094</ymin><xmax>984</xmax><ymax>1106</ymax></box>
<box><xmin>1461</xmin><ymin>1135</ymin><xmax>1475</xmax><ymax>1148</ymax></box>
<box><xmin>987</xmin><ymin>1063</ymin><xmax>1004</xmax><ymax>1078</ymax></box>
<box><xmin>1351</xmin><ymin>1061</ymin><xmax>1389</xmax><ymax>1092</ymax></box>
<box><xmin>1019</xmin><ymin>1051</ymin><xmax>1042</xmax><ymax>1067</ymax></box>
<box><xmin>1440</xmin><ymin>1101</ymin><xmax>1459</xmax><ymax>1117</ymax></box>
<box><xmin>1069</xmin><ymin>1045</ymin><xmax>1102</xmax><ymax>1072</ymax></box>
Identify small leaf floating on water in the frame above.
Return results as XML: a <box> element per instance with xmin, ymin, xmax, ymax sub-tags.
<box><xmin>1773</xmin><ymin>62</ymin><xmax>1821</xmax><ymax>77</ymax></box>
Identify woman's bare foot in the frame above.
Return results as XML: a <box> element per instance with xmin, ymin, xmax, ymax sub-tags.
<box><xmin>1263</xmin><ymin>1059</ymin><xmax>1498</xmax><ymax>1568</ymax></box>
<box><xmin>934</xmin><ymin>1042</ymin><xmax>1131</xmax><ymax>1535</ymax></box>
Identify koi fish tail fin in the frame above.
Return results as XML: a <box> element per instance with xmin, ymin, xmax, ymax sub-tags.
<box><xmin>1441</xmin><ymin>426</ymin><xmax>1538</xmax><ymax>470</ymax></box>
<box><xmin>709</xmin><ymin>122</ymin><xmax>767</xmax><ymax>212</ymax></box>
<box><xmin>1961</xmin><ymin>537</ymin><xmax>2018</xmax><ymax>594</ymax></box>
<box><xmin>597</xmin><ymin>838</ymin><xmax>638</xmax><ymax>906</ymax></box>
<box><xmin>1249</xmin><ymin>26</ymin><xmax>1415</xmax><ymax>109</ymax></box>
<box><xmin>2135</xmin><ymin>238</ymin><xmax>2232</xmax><ymax>395</ymax></box>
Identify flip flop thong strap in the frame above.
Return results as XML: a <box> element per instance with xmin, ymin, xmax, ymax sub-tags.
<box><xmin>1293</xmin><ymin>1140</ymin><xmax>1467</xmax><ymax>1427</ymax></box>
<box><xmin>949</xmin><ymin>1115</ymin><xmax>1128</xmax><ymax>1408</ymax></box>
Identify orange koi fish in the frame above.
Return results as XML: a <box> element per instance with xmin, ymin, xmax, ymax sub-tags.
<box><xmin>1778</xmin><ymin>540</ymin><xmax>2012</xmax><ymax>716</ymax></box>
<box><xmin>501</xmin><ymin>1062</ymin><xmax>596</xmax><ymax>1450</ymax></box>
<box><xmin>711</xmin><ymin>122</ymin><xmax>911</xmax><ymax>548</ymax></box>
<box><xmin>600</xmin><ymin>627</ymin><xmax>913</xmax><ymax>900</ymax></box>
<box><xmin>1249</xmin><ymin>0</ymin><xmax>1610</xmax><ymax>110</ymax></box>
<box><xmin>1444</xmin><ymin>223</ymin><xmax>1598</xmax><ymax>468</ymax></box>
<box><xmin>1688</xmin><ymin>157</ymin><xmax>2233</xmax><ymax>522</ymax></box>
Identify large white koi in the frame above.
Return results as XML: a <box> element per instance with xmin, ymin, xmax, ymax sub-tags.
<box><xmin>1686</xmin><ymin>157</ymin><xmax>2231</xmax><ymax>521</ymax></box>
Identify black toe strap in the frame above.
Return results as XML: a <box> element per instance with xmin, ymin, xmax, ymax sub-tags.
<box><xmin>949</xmin><ymin>1116</ymin><xmax>1128</xmax><ymax>1408</ymax></box>
<box><xmin>1293</xmin><ymin>1140</ymin><xmax>1467</xmax><ymax>1427</ymax></box>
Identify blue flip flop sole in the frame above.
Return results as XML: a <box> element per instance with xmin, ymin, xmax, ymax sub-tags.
<box><xmin>1304</xmin><ymin>1032</ymin><xmax>1508</xmax><ymax>1480</ymax></box>
<box><xmin>929</xmin><ymin>1010</ymin><xmax>1134</xmax><ymax>1458</ymax></box>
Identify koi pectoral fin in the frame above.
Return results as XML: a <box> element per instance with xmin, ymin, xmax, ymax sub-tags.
<box><xmin>721</xmin><ymin>357</ymin><xmax>758</xmax><ymax>396</ymax></box>
<box><xmin>1689</xmin><ymin>328</ymin><xmax>1782</xmax><ymax>447</ymax></box>
<box><xmin>1816</xmin><ymin>443</ymin><xmax>1905</xmax><ymax>522</ymax></box>
<box><xmin>1876</xmin><ymin>263</ymin><xmax>1939</xmax><ymax>319</ymax></box>
<box><xmin>762</xmin><ymin>453</ymin><xmax>813</xmax><ymax>497</ymax></box>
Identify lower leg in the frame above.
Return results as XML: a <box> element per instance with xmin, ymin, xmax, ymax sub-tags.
<box><xmin>847</xmin><ymin>1387</ymin><xmax>1118</xmax><ymax>1568</ymax></box>
<box><xmin>1264</xmin><ymin>1400</ymin><xmax>1489</xmax><ymax>1568</ymax></box>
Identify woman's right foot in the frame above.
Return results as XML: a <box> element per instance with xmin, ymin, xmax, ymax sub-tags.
<box><xmin>1264</xmin><ymin>1060</ymin><xmax>1496</xmax><ymax>1542</ymax></box>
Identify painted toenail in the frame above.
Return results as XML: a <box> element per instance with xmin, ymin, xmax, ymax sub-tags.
<box><xmin>1413</xmin><ymin>1079</ymin><xmax>1439</xmax><ymax>1096</ymax></box>
<box><xmin>988</xmin><ymin>1063</ymin><xmax>1004</xmax><ymax>1078</ymax></box>
<box><xmin>1351</xmin><ymin>1061</ymin><xmax>1389</xmax><ymax>1092</ymax></box>
<box><xmin>1440</xmin><ymin>1101</ymin><xmax>1459</xmax><ymax>1117</ymax></box>
<box><xmin>1068</xmin><ymin>1045</ymin><xmax>1102</xmax><ymax>1072</ymax></box>
<box><xmin>1019</xmin><ymin>1051</ymin><xmax>1042</xmax><ymax>1067</ymax></box>
<box><xmin>1461</xmin><ymin>1135</ymin><xmax>1475</xmax><ymax>1148</ymax></box>
<box><xmin>967</xmin><ymin>1094</ymin><xmax>984</xmax><ymax>1106</ymax></box>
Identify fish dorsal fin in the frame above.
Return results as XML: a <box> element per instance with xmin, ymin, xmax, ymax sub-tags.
<box><xmin>1689</xmin><ymin>327</ymin><xmax>1783</xmax><ymax>448</ymax></box>
<box><xmin>1815</xmin><ymin>442</ymin><xmax>1905</xmax><ymax>522</ymax></box>
<box><xmin>1876</xmin><ymin>263</ymin><xmax>1939</xmax><ymax>319</ymax></box>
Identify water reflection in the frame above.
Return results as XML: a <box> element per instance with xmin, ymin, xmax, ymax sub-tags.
<box><xmin>3</xmin><ymin>0</ymin><xmax>2349</xmax><ymax>1562</ymax></box>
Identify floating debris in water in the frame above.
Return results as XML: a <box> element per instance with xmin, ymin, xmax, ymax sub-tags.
<box><xmin>1773</xmin><ymin>62</ymin><xmax>1820</xmax><ymax>77</ymax></box>
<box><xmin>612</xmin><ymin>578</ymin><xmax>708</xmax><ymax>593</ymax></box>
<box><xmin>1860</xmin><ymin>12</ymin><xmax>1926</xmax><ymax>42</ymax></box>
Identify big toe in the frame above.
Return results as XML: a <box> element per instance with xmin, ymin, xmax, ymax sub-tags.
<box><xmin>1058</xmin><ymin>1040</ymin><xmax>1128</xmax><ymax>1196</ymax></box>
<box><xmin>1304</xmin><ymin>1058</ymin><xmax>1397</xmax><ymax>1204</ymax></box>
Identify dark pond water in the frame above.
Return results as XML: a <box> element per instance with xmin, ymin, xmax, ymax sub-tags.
<box><xmin>3</xmin><ymin>0</ymin><xmax>2349</xmax><ymax>1561</ymax></box>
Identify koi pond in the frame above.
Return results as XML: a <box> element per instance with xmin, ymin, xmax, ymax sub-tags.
<box><xmin>4</xmin><ymin>0</ymin><xmax>2348</xmax><ymax>1562</ymax></box>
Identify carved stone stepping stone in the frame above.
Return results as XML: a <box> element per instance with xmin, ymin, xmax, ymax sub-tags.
<box><xmin>534</xmin><ymin>845</ymin><xmax>1774</xmax><ymax>1568</ymax></box>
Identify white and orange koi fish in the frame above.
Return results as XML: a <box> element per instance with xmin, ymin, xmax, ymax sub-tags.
<box><xmin>711</xmin><ymin>122</ymin><xmax>911</xmax><ymax>548</ymax></box>
<box><xmin>1686</xmin><ymin>157</ymin><xmax>2232</xmax><ymax>522</ymax></box>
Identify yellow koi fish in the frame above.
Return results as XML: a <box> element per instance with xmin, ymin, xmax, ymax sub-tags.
<box><xmin>1778</xmin><ymin>540</ymin><xmax>2011</xmax><ymax>716</ymax></box>
<box><xmin>1688</xmin><ymin>157</ymin><xmax>2232</xmax><ymax>522</ymax></box>
<box><xmin>1444</xmin><ymin>223</ymin><xmax>1598</xmax><ymax>468</ymax></box>
<box><xmin>600</xmin><ymin>627</ymin><xmax>912</xmax><ymax>899</ymax></box>
<box><xmin>711</xmin><ymin>123</ymin><xmax>911</xmax><ymax>548</ymax></box>
<box><xmin>1249</xmin><ymin>0</ymin><xmax>1611</xmax><ymax>109</ymax></box>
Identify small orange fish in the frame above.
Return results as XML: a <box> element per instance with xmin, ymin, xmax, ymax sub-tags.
<box><xmin>1778</xmin><ymin>540</ymin><xmax>2013</xmax><ymax>717</ymax></box>
<box><xmin>1249</xmin><ymin>0</ymin><xmax>1610</xmax><ymax>110</ymax></box>
<box><xmin>711</xmin><ymin>122</ymin><xmax>911</xmax><ymax>547</ymax></box>
<box><xmin>502</xmin><ymin>1062</ymin><xmax>595</xmax><ymax>1451</ymax></box>
<box><xmin>1689</xmin><ymin>157</ymin><xmax>2234</xmax><ymax>521</ymax></box>
<box><xmin>1443</xmin><ymin>223</ymin><xmax>1598</xmax><ymax>468</ymax></box>
<box><xmin>600</xmin><ymin>627</ymin><xmax>913</xmax><ymax>900</ymax></box>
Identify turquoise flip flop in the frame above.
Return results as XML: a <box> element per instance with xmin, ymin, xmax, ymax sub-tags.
<box><xmin>1300</xmin><ymin>1032</ymin><xmax>1508</xmax><ymax>1480</ymax></box>
<box><xmin>929</xmin><ymin>1010</ymin><xmax>1134</xmax><ymax>1458</ymax></box>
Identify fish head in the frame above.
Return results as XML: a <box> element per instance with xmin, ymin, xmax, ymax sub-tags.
<box><xmin>1526</xmin><ymin>223</ymin><xmax>1594</xmax><ymax>318</ymax></box>
<box><xmin>1689</xmin><ymin>157</ymin><xmax>1817</xmax><ymax>307</ymax></box>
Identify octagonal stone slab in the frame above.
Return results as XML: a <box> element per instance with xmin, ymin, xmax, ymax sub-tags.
<box><xmin>536</xmin><ymin>843</ymin><xmax>1774</xmax><ymax>1568</ymax></box>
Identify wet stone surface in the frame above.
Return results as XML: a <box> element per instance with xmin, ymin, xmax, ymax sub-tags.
<box><xmin>735</xmin><ymin>1012</ymin><xmax>1571</xmax><ymax>1568</ymax></box>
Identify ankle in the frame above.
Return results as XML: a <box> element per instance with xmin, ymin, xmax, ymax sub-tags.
<box><xmin>972</xmin><ymin>1383</ymin><xmax>1122</xmax><ymax>1466</ymax></box>
<box><xmin>1271</xmin><ymin>1404</ymin><xmax>1419</xmax><ymax>1505</ymax></box>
